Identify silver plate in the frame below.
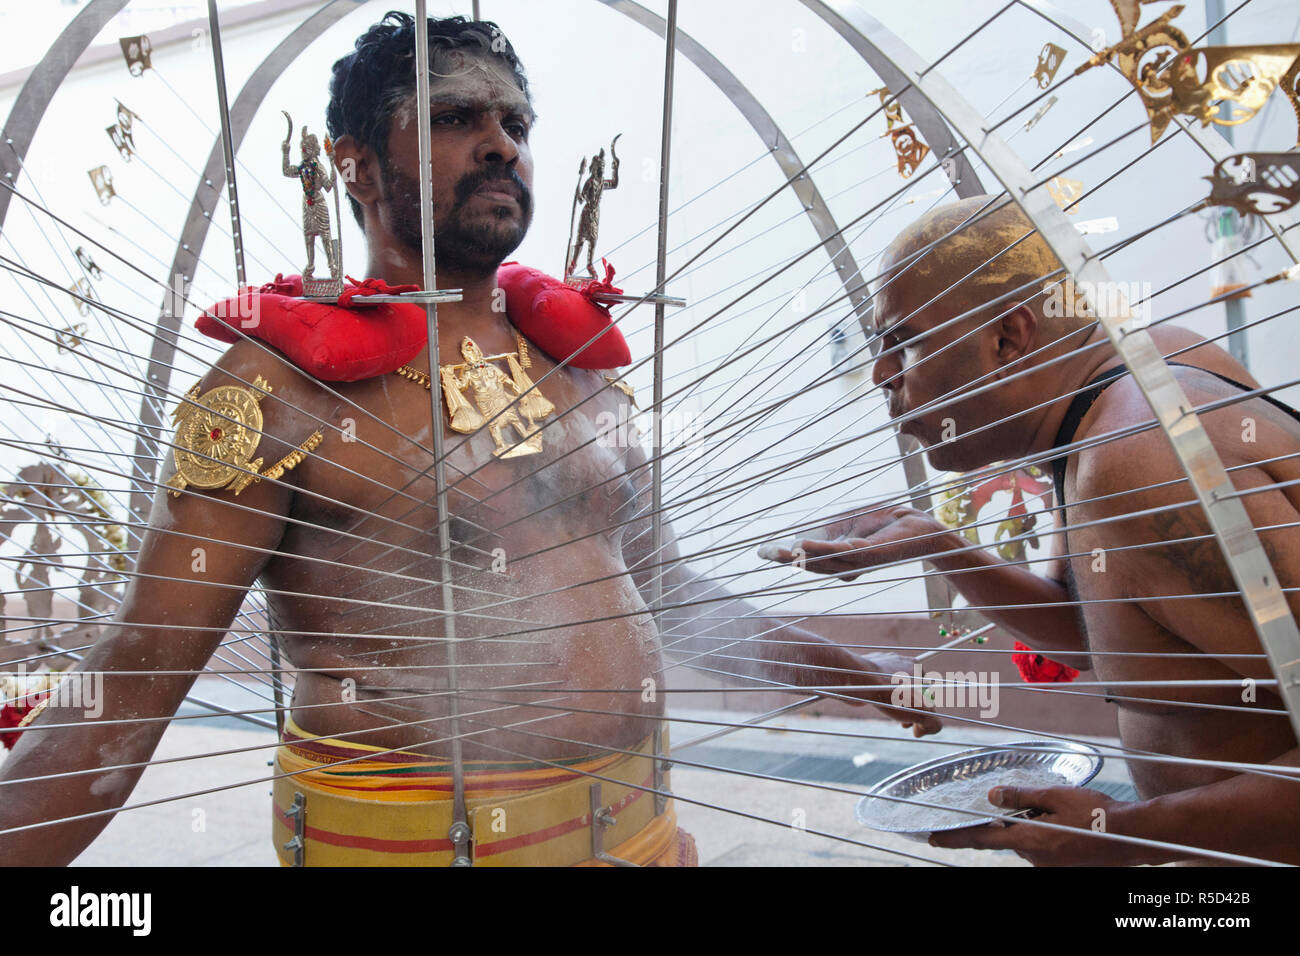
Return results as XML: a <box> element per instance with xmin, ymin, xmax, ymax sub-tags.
<box><xmin>855</xmin><ymin>740</ymin><xmax>1103</xmax><ymax>841</ymax></box>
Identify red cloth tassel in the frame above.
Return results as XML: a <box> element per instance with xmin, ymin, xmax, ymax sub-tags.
<box><xmin>0</xmin><ymin>690</ymin><xmax>50</xmax><ymax>750</ymax></box>
<box><xmin>571</xmin><ymin>258</ymin><xmax>622</xmax><ymax>299</ymax></box>
<box><xmin>338</xmin><ymin>275</ymin><xmax>421</xmax><ymax>306</ymax></box>
<box><xmin>1011</xmin><ymin>641</ymin><xmax>1079</xmax><ymax>683</ymax></box>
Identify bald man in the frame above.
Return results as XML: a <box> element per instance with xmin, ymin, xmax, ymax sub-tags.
<box><xmin>769</xmin><ymin>195</ymin><xmax>1300</xmax><ymax>865</ymax></box>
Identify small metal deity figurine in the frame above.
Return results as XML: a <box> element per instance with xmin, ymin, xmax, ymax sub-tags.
<box><xmin>282</xmin><ymin>111</ymin><xmax>341</xmax><ymax>296</ymax></box>
<box><xmin>565</xmin><ymin>134</ymin><xmax>621</xmax><ymax>280</ymax></box>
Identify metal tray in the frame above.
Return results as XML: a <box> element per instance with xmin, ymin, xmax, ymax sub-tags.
<box><xmin>855</xmin><ymin>739</ymin><xmax>1103</xmax><ymax>840</ymax></box>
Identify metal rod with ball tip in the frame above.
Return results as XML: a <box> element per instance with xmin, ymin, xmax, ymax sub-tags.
<box><xmin>204</xmin><ymin>0</ymin><xmax>245</xmax><ymax>289</ymax></box>
<box><xmin>649</xmin><ymin>0</ymin><xmax>678</xmax><ymax>628</ymax></box>
<box><xmin>674</xmin><ymin>622</ymin><xmax>999</xmax><ymax>751</ymax></box>
<box><xmin>1205</xmin><ymin>0</ymin><xmax>1249</xmax><ymax>368</ymax></box>
<box><xmin>414</xmin><ymin>0</ymin><xmax>471</xmax><ymax>866</ymax></box>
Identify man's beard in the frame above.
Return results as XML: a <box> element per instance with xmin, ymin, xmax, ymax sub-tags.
<box><xmin>383</xmin><ymin>159</ymin><xmax>532</xmax><ymax>277</ymax></box>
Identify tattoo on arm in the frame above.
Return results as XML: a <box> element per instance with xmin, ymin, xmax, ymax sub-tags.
<box><xmin>1147</xmin><ymin>505</ymin><xmax>1235</xmax><ymax>593</ymax></box>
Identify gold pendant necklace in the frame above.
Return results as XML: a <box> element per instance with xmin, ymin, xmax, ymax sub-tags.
<box><xmin>396</xmin><ymin>332</ymin><xmax>555</xmax><ymax>458</ymax></box>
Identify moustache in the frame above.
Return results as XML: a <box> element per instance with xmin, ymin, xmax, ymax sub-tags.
<box><xmin>454</xmin><ymin>168</ymin><xmax>531</xmax><ymax>212</ymax></box>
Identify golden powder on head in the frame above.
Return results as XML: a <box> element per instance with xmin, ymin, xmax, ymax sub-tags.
<box><xmin>877</xmin><ymin>195</ymin><xmax>1080</xmax><ymax>329</ymax></box>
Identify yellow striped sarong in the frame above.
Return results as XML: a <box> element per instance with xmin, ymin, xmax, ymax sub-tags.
<box><xmin>272</xmin><ymin>716</ymin><xmax>696</xmax><ymax>867</ymax></box>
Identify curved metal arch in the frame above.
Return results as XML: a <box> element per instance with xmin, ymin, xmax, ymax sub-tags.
<box><xmin>603</xmin><ymin>0</ymin><xmax>983</xmax><ymax>328</ymax></box>
<box><xmin>0</xmin><ymin>0</ymin><xmax>132</xmax><ymax>232</ymax></box>
<box><xmin>1019</xmin><ymin>0</ymin><xmax>1300</xmax><ymax>263</ymax></box>
<box><xmin>602</xmin><ymin>0</ymin><xmax>984</xmax><ymax>615</ymax></box>
<box><xmin>801</xmin><ymin>0</ymin><xmax>983</xmax><ymax>198</ymax></box>
<box><xmin>125</xmin><ymin>0</ymin><xmax>365</xmax><ymax>524</ymax></box>
<box><xmin>813</xmin><ymin>0</ymin><xmax>1300</xmax><ymax>735</ymax></box>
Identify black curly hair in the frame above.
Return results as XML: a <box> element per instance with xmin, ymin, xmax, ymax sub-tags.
<box><xmin>326</xmin><ymin>11</ymin><xmax>530</xmax><ymax>225</ymax></box>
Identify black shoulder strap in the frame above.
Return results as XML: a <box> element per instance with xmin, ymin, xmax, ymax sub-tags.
<box><xmin>1165</xmin><ymin>363</ymin><xmax>1300</xmax><ymax>425</ymax></box>
<box><xmin>1050</xmin><ymin>364</ymin><xmax>1131</xmax><ymax>510</ymax></box>
<box><xmin>1049</xmin><ymin>361</ymin><xmax>1300</xmax><ymax>511</ymax></box>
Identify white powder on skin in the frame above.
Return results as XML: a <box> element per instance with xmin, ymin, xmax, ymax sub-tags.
<box><xmin>392</xmin><ymin>97</ymin><xmax>415</xmax><ymax>133</ymax></box>
<box><xmin>868</xmin><ymin>765</ymin><xmax>1070</xmax><ymax>831</ymax></box>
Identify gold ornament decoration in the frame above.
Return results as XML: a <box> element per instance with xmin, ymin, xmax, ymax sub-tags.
<box><xmin>1079</xmin><ymin>3</ymin><xmax>1300</xmax><ymax>145</ymax></box>
<box><xmin>443</xmin><ymin>335</ymin><xmax>555</xmax><ymax>458</ymax></box>
<box><xmin>262</xmin><ymin>430</ymin><xmax>324</xmax><ymax>482</ymax></box>
<box><xmin>394</xmin><ymin>364</ymin><xmax>432</xmax><ymax>390</ymax></box>
<box><xmin>1032</xmin><ymin>42</ymin><xmax>1068</xmax><ymax>89</ymax></box>
<box><xmin>118</xmin><ymin>34</ymin><xmax>153</xmax><ymax>77</ymax></box>
<box><xmin>868</xmin><ymin>88</ymin><xmax>930</xmax><ymax>179</ymax></box>
<box><xmin>1075</xmin><ymin>5</ymin><xmax>1191</xmax><ymax>142</ymax></box>
<box><xmin>55</xmin><ymin>322</ymin><xmax>87</xmax><ymax>354</ymax></box>
<box><xmin>1202</xmin><ymin>152</ymin><xmax>1300</xmax><ymax>216</ymax></box>
<box><xmin>934</xmin><ymin>465</ymin><xmax>1053</xmax><ymax>562</ymax></box>
<box><xmin>868</xmin><ymin>87</ymin><xmax>905</xmax><ymax>130</ymax></box>
<box><xmin>604</xmin><ymin>374</ymin><xmax>638</xmax><ymax>407</ymax></box>
<box><xmin>74</xmin><ymin>246</ymin><xmax>103</xmax><ymax>280</ymax></box>
<box><xmin>1108</xmin><ymin>0</ymin><xmax>1176</xmax><ymax>40</ymax></box>
<box><xmin>890</xmin><ymin>126</ymin><xmax>930</xmax><ymax>179</ymax></box>
<box><xmin>106</xmin><ymin>100</ymin><xmax>140</xmax><ymax>163</ymax></box>
<box><xmin>1283</xmin><ymin>54</ymin><xmax>1300</xmax><ymax>148</ymax></box>
<box><xmin>1164</xmin><ymin>44</ymin><xmax>1300</xmax><ymax>139</ymax></box>
<box><xmin>397</xmin><ymin>333</ymin><xmax>556</xmax><ymax>459</ymax></box>
<box><xmin>1047</xmin><ymin>175</ymin><xmax>1085</xmax><ymax>213</ymax></box>
<box><xmin>88</xmin><ymin>165</ymin><xmax>116</xmax><ymax>206</ymax></box>
<box><xmin>67</xmin><ymin>278</ymin><xmax>96</xmax><ymax>317</ymax></box>
<box><xmin>165</xmin><ymin>377</ymin><xmax>270</xmax><ymax>497</ymax></box>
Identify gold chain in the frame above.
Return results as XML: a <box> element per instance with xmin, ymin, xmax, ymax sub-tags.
<box><xmin>394</xmin><ymin>364</ymin><xmax>432</xmax><ymax>390</ymax></box>
<box><xmin>394</xmin><ymin>332</ymin><xmax>529</xmax><ymax>392</ymax></box>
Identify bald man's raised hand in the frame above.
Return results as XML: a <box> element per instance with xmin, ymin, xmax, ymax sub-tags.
<box><xmin>759</xmin><ymin>504</ymin><xmax>956</xmax><ymax>581</ymax></box>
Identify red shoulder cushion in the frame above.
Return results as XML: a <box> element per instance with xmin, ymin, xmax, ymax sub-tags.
<box><xmin>197</xmin><ymin>275</ymin><xmax>427</xmax><ymax>382</ymax></box>
<box><xmin>496</xmin><ymin>261</ymin><xmax>631</xmax><ymax>369</ymax></box>
<box><xmin>196</xmin><ymin>266</ymin><xmax>631</xmax><ymax>382</ymax></box>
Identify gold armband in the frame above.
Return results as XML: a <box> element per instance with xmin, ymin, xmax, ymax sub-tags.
<box><xmin>165</xmin><ymin>376</ymin><xmax>323</xmax><ymax>496</ymax></box>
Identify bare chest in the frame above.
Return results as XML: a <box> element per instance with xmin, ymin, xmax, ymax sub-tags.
<box><xmin>288</xmin><ymin>366</ymin><xmax>638</xmax><ymax>548</ymax></box>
